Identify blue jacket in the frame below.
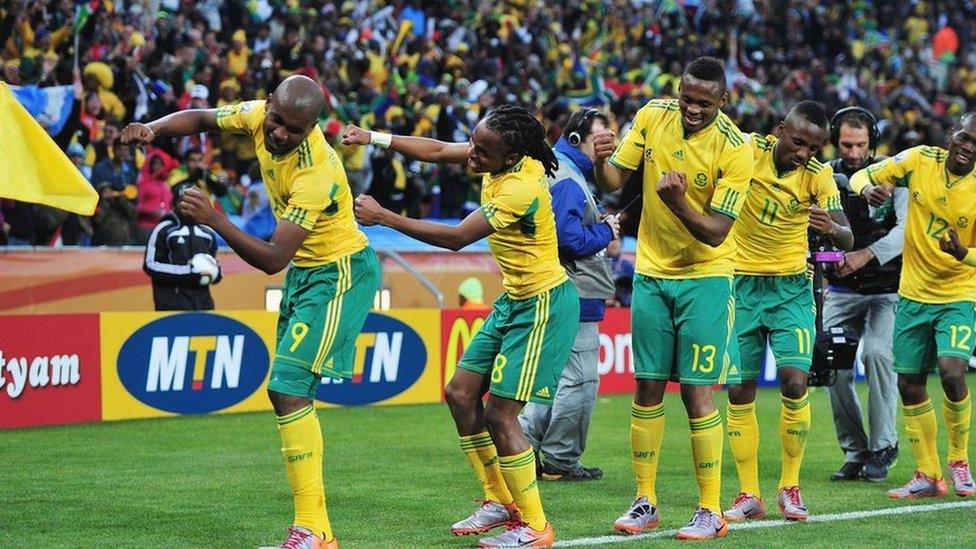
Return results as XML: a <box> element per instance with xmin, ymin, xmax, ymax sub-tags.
<box><xmin>551</xmin><ymin>137</ymin><xmax>614</xmax><ymax>321</ymax></box>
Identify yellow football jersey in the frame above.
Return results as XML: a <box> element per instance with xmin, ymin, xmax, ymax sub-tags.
<box><xmin>609</xmin><ymin>99</ymin><xmax>753</xmax><ymax>278</ymax></box>
<box><xmin>215</xmin><ymin>101</ymin><xmax>367</xmax><ymax>267</ymax></box>
<box><xmin>852</xmin><ymin>145</ymin><xmax>976</xmax><ymax>303</ymax></box>
<box><xmin>733</xmin><ymin>134</ymin><xmax>842</xmax><ymax>275</ymax></box>
<box><xmin>481</xmin><ymin>157</ymin><xmax>567</xmax><ymax>299</ymax></box>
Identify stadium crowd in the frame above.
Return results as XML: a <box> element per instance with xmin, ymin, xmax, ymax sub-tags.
<box><xmin>2</xmin><ymin>0</ymin><xmax>976</xmax><ymax>245</ymax></box>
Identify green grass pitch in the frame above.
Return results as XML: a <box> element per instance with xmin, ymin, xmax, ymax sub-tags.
<box><xmin>2</xmin><ymin>377</ymin><xmax>974</xmax><ymax>548</ymax></box>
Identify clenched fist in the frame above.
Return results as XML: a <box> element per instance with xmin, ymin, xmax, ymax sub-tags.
<box><xmin>121</xmin><ymin>123</ymin><xmax>155</xmax><ymax>145</ymax></box>
<box><xmin>861</xmin><ymin>184</ymin><xmax>892</xmax><ymax>207</ymax></box>
<box><xmin>657</xmin><ymin>171</ymin><xmax>688</xmax><ymax>210</ymax></box>
<box><xmin>342</xmin><ymin>124</ymin><xmax>371</xmax><ymax>147</ymax></box>
<box><xmin>591</xmin><ymin>130</ymin><xmax>616</xmax><ymax>163</ymax></box>
<box><xmin>940</xmin><ymin>227</ymin><xmax>969</xmax><ymax>261</ymax></box>
<box><xmin>354</xmin><ymin>194</ymin><xmax>388</xmax><ymax>226</ymax></box>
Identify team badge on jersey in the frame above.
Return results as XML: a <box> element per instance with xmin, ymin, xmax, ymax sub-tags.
<box><xmin>959</xmin><ymin>216</ymin><xmax>969</xmax><ymax>228</ymax></box>
<box><xmin>695</xmin><ymin>172</ymin><xmax>709</xmax><ymax>187</ymax></box>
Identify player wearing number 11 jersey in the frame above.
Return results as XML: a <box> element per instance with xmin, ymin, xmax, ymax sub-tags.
<box><xmin>723</xmin><ymin>101</ymin><xmax>853</xmax><ymax>524</ymax></box>
<box><xmin>850</xmin><ymin>113</ymin><xmax>976</xmax><ymax>500</ymax></box>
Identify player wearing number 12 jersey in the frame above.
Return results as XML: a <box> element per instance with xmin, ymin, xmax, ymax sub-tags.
<box><xmin>851</xmin><ymin>113</ymin><xmax>976</xmax><ymax>500</ymax></box>
<box><xmin>723</xmin><ymin>101</ymin><xmax>852</xmax><ymax>524</ymax></box>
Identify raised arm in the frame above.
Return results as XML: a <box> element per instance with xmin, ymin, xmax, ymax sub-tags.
<box><xmin>121</xmin><ymin>109</ymin><xmax>220</xmax><ymax>144</ymax></box>
<box><xmin>341</xmin><ymin>124</ymin><xmax>468</xmax><ymax>165</ymax></box>
<box><xmin>591</xmin><ymin>129</ymin><xmax>634</xmax><ymax>192</ymax></box>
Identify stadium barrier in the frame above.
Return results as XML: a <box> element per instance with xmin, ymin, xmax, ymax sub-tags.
<box><xmin>0</xmin><ymin>308</ymin><xmax>644</xmax><ymax>429</ymax></box>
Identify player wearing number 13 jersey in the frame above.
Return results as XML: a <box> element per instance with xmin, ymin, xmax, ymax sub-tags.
<box><xmin>851</xmin><ymin>113</ymin><xmax>976</xmax><ymax>500</ymax></box>
<box><xmin>724</xmin><ymin>102</ymin><xmax>852</xmax><ymax>524</ymax></box>
<box><xmin>595</xmin><ymin>57</ymin><xmax>753</xmax><ymax>540</ymax></box>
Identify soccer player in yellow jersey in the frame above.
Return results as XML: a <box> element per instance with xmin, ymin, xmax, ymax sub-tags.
<box><xmin>592</xmin><ymin>57</ymin><xmax>753</xmax><ymax>540</ymax></box>
<box><xmin>122</xmin><ymin>76</ymin><xmax>381</xmax><ymax>549</ymax></box>
<box><xmin>345</xmin><ymin>105</ymin><xmax>578</xmax><ymax>548</ymax></box>
<box><xmin>723</xmin><ymin>101</ymin><xmax>853</xmax><ymax>524</ymax></box>
<box><xmin>851</xmin><ymin>112</ymin><xmax>976</xmax><ymax>499</ymax></box>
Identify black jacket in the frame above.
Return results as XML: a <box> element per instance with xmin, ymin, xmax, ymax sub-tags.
<box><xmin>143</xmin><ymin>212</ymin><xmax>222</xmax><ymax>310</ymax></box>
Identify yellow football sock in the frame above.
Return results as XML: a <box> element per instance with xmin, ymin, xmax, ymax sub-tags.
<box><xmin>779</xmin><ymin>392</ymin><xmax>811</xmax><ymax>489</ymax></box>
<box><xmin>276</xmin><ymin>405</ymin><xmax>333</xmax><ymax>541</ymax></box>
<box><xmin>499</xmin><ymin>448</ymin><xmax>546</xmax><ymax>531</ymax></box>
<box><xmin>459</xmin><ymin>431</ymin><xmax>514</xmax><ymax>504</ymax></box>
<box><xmin>727</xmin><ymin>401</ymin><xmax>761</xmax><ymax>497</ymax></box>
<box><xmin>903</xmin><ymin>398</ymin><xmax>941</xmax><ymax>479</ymax></box>
<box><xmin>689</xmin><ymin>410</ymin><xmax>724</xmax><ymax>513</ymax></box>
<box><xmin>942</xmin><ymin>391</ymin><xmax>971</xmax><ymax>463</ymax></box>
<box><xmin>631</xmin><ymin>402</ymin><xmax>665</xmax><ymax>504</ymax></box>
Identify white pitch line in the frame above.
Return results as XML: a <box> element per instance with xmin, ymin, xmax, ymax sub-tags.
<box><xmin>553</xmin><ymin>500</ymin><xmax>976</xmax><ymax>547</ymax></box>
<box><xmin>257</xmin><ymin>500</ymin><xmax>976</xmax><ymax>548</ymax></box>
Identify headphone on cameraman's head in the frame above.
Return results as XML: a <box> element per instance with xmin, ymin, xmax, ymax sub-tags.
<box><xmin>565</xmin><ymin>107</ymin><xmax>601</xmax><ymax>147</ymax></box>
<box><xmin>830</xmin><ymin>106</ymin><xmax>880</xmax><ymax>151</ymax></box>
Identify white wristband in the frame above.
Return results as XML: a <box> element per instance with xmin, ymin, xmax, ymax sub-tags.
<box><xmin>370</xmin><ymin>131</ymin><xmax>393</xmax><ymax>149</ymax></box>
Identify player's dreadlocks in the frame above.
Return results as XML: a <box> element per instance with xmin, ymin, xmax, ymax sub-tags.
<box><xmin>485</xmin><ymin>105</ymin><xmax>559</xmax><ymax>178</ymax></box>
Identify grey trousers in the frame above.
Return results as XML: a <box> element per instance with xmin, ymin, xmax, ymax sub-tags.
<box><xmin>822</xmin><ymin>290</ymin><xmax>900</xmax><ymax>463</ymax></box>
<box><xmin>519</xmin><ymin>321</ymin><xmax>600</xmax><ymax>472</ymax></box>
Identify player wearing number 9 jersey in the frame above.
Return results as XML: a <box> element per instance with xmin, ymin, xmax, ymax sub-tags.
<box><xmin>122</xmin><ymin>75</ymin><xmax>380</xmax><ymax>549</ymax></box>
<box><xmin>851</xmin><ymin>112</ymin><xmax>976</xmax><ymax>500</ymax></box>
<box><xmin>723</xmin><ymin>101</ymin><xmax>852</xmax><ymax>524</ymax></box>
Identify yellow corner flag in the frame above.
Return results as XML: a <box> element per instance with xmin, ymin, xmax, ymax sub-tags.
<box><xmin>0</xmin><ymin>81</ymin><xmax>98</xmax><ymax>216</ymax></box>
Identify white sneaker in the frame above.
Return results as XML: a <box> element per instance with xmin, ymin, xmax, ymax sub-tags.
<box><xmin>613</xmin><ymin>496</ymin><xmax>660</xmax><ymax>534</ymax></box>
<box><xmin>452</xmin><ymin>500</ymin><xmax>516</xmax><ymax>536</ymax></box>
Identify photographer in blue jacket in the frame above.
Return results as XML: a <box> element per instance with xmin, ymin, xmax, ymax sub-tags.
<box><xmin>520</xmin><ymin>107</ymin><xmax>619</xmax><ymax>481</ymax></box>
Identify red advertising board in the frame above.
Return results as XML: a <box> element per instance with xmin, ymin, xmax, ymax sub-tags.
<box><xmin>596</xmin><ymin>307</ymin><xmax>636</xmax><ymax>394</ymax></box>
<box><xmin>441</xmin><ymin>307</ymin><xmax>643</xmax><ymax>396</ymax></box>
<box><xmin>0</xmin><ymin>314</ymin><xmax>102</xmax><ymax>428</ymax></box>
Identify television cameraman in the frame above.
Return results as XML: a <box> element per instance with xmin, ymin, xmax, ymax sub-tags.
<box><xmin>823</xmin><ymin>107</ymin><xmax>906</xmax><ymax>482</ymax></box>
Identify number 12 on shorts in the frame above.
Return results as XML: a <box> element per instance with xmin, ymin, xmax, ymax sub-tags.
<box><xmin>950</xmin><ymin>325</ymin><xmax>973</xmax><ymax>350</ymax></box>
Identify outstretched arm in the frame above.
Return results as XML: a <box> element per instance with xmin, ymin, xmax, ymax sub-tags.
<box><xmin>121</xmin><ymin>110</ymin><xmax>220</xmax><ymax>144</ymax></box>
<box><xmin>341</xmin><ymin>124</ymin><xmax>468</xmax><ymax>165</ymax></box>
<box><xmin>354</xmin><ymin>195</ymin><xmax>492</xmax><ymax>251</ymax></box>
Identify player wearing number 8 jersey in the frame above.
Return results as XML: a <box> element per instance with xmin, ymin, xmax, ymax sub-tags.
<box><xmin>122</xmin><ymin>75</ymin><xmax>379</xmax><ymax>549</ymax></box>
<box><xmin>592</xmin><ymin>56</ymin><xmax>753</xmax><ymax>540</ymax></box>
<box><xmin>851</xmin><ymin>113</ymin><xmax>976</xmax><ymax>500</ymax></box>
<box><xmin>723</xmin><ymin>101</ymin><xmax>853</xmax><ymax>524</ymax></box>
<box><xmin>345</xmin><ymin>105</ymin><xmax>578</xmax><ymax>548</ymax></box>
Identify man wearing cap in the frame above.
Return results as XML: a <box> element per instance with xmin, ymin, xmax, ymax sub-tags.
<box><xmin>519</xmin><ymin>108</ymin><xmax>619</xmax><ymax>481</ymax></box>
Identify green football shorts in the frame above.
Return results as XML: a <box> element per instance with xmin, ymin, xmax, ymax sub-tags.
<box><xmin>458</xmin><ymin>280</ymin><xmax>579</xmax><ymax>405</ymax></box>
<box><xmin>893</xmin><ymin>297</ymin><xmax>976</xmax><ymax>374</ymax></box>
<box><xmin>632</xmin><ymin>275</ymin><xmax>737</xmax><ymax>385</ymax></box>
<box><xmin>734</xmin><ymin>274</ymin><xmax>816</xmax><ymax>381</ymax></box>
<box><xmin>269</xmin><ymin>246</ymin><xmax>381</xmax><ymax>399</ymax></box>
